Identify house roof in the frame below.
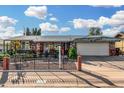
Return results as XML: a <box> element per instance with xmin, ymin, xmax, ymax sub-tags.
<box><xmin>5</xmin><ymin>35</ymin><xmax>84</xmax><ymax>42</ymax></box>
<box><xmin>4</xmin><ymin>35</ymin><xmax>120</xmax><ymax>43</ymax></box>
<box><xmin>115</xmin><ymin>32</ymin><xmax>124</xmax><ymax>38</ymax></box>
<box><xmin>74</xmin><ymin>35</ymin><xmax>120</xmax><ymax>43</ymax></box>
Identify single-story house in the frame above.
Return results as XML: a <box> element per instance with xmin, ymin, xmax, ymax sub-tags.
<box><xmin>4</xmin><ymin>35</ymin><xmax>83</xmax><ymax>55</ymax></box>
<box><xmin>3</xmin><ymin>35</ymin><xmax>119</xmax><ymax>56</ymax></box>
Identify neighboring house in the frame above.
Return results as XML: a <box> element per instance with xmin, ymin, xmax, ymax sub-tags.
<box><xmin>115</xmin><ymin>32</ymin><xmax>124</xmax><ymax>53</ymax></box>
<box><xmin>74</xmin><ymin>36</ymin><xmax>119</xmax><ymax>56</ymax></box>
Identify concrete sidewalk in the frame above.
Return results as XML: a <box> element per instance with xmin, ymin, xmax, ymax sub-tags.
<box><xmin>0</xmin><ymin>69</ymin><xmax>124</xmax><ymax>88</ymax></box>
<box><xmin>81</xmin><ymin>60</ymin><xmax>124</xmax><ymax>87</ymax></box>
<box><xmin>0</xmin><ymin>56</ymin><xmax>124</xmax><ymax>88</ymax></box>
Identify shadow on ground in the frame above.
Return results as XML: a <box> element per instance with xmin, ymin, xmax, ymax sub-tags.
<box><xmin>105</xmin><ymin>62</ymin><xmax>124</xmax><ymax>71</ymax></box>
<box><xmin>67</xmin><ymin>71</ymin><xmax>100</xmax><ymax>88</ymax></box>
<box><xmin>0</xmin><ymin>71</ymin><xmax>9</xmax><ymax>87</ymax></box>
<box><xmin>81</xmin><ymin>70</ymin><xmax>117</xmax><ymax>87</ymax></box>
<box><xmin>67</xmin><ymin>69</ymin><xmax>118</xmax><ymax>88</ymax></box>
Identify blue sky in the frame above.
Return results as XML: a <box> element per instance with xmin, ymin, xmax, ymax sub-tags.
<box><xmin>0</xmin><ymin>5</ymin><xmax>124</xmax><ymax>38</ymax></box>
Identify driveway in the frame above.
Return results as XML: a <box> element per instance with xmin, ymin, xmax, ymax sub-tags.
<box><xmin>0</xmin><ymin>56</ymin><xmax>124</xmax><ymax>88</ymax></box>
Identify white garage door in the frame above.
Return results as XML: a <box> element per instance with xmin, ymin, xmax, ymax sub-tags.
<box><xmin>77</xmin><ymin>43</ymin><xmax>109</xmax><ymax>56</ymax></box>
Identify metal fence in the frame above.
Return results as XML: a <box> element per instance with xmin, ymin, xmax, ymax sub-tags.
<box><xmin>0</xmin><ymin>54</ymin><xmax>77</xmax><ymax>71</ymax></box>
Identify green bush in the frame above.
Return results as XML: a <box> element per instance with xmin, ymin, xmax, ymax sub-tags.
<box><xmin>68</xmin><ymin>47</ymin><xmax>77</xmax><ymax>59</ymax></box>
<box><xmin>0</xmin><ymin>52</ymin><xmax>10</xmax><ymax>60</ymax></box>
<box><xmin>4</xmin><ymin>53</ymin><xmax>10</xmax><ymax>57</ymax></box>
<box><xmin>0</xmin><ymin>53</ymin><xmax>4</xmax><ymax>60</ymax></box>
<box><xmin>7</xmin><ymin>50</ymin><xmax>16</xmax><ymax>56</ymax></box>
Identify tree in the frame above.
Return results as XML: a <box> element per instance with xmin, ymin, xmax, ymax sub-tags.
<box><xmin>88</xmin><ymin>27</ymin><xmax>102</xmax><ymax>36</ymax></box>
<box><xmin>37</xmin><ymin>28</ymin><xmax>41</xmax><ymax>35</ymax></box>
<box><xmin>31</xmin><ymin>28</ymin><xmax>41</xmax><ymax>35</ymax></box>
<box><xmin>34</xmin><ymin>28</ymin><xmax>38</xmax><ymax>35</ymax></box>
<box><xmin>24</xmin><ymin>27</ymin><xmax>41</xmax><ymax>36</ymax></box>
<box><xmin>32</xmin><ymin>28</ymin><xmax>36</xmax><ymax>35</ymax></box>
<box><xmin>26</xmin><ymin>27</ymin><xmax>31</xmax><ymax>36</ymax></box>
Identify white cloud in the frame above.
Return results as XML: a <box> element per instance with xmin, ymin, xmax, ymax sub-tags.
<box><xmin>0</xmin><ymin>27</ymin><xmax>22</xmax><ymax>39</ymax></box>
<box><xmin>98</xmin><ymin>10</ymin><xmax>124</xmax><ymax>27</ymax></box>
<box><xmin>2</xmin><ymin>27</ymin><xmax>15</xmax><ymax>38</ymax></box>
<box><xmin>39</xmin><ymin>22</ymin><xmax>59</xmax><ymax>32</ymax></box>
<box><xmin>112</xmin><ymin>11</ymin><xmax>124</xmax><ymax>19</ymax></box>
<box><xmin>71</xmin><ymin>10</ymin><xmax>124</xmax><ymax>37</ymax></box>
<box><xmin>0</xmin><ymin>16</ymin><xmax>17</xmax><ymax>28</ymax></box>
<box><xmin>73</xmin><ymin>18</ymin><xmax>102</xmax><ymax>29</ymax></box>
<box><xmin>60</xmin><ymin>27</ymin><xmax>71</xmax><ymax>32</ymax></box>
<box><xmin>0</xmin><ymin>16</ymin><xmax>22</xmax><ymax>39</ymax></box>
<box><xmin>49</xmin><ymin>17</ymin><xmax>58</xmax><ymax>22</ymax></box>
<box><xmin>24</xmin><ymin>6</ymin><xmax>47</xmax><ymax>20</ymax></box>
<box><xmin>98</xmin><ymin>16</ymin><xmax>109</xmax><ymax>25</ymax></box>
<box><xmin>108</xmin><ymin>10</ymin><xmax>124</xmax><ymax>26</ymax></box>
<box><xmin>102</xmin><ymin>28</ymin><xmax>120</xmax><ymax>37</ymax></box>
<box><xmin>72</xmin><ymin>10</ymin><xmax>124</xmax><ymax>29</ymax></box>
<box><xmin>100</xmin><ymin>13</ymin><xmax>124</xmax><ymax>37</ymax></box>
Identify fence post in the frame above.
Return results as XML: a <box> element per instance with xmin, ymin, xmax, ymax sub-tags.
<box><xmin>59</xmin><ymin>46</ymin><xmax>62</xmax><ymax>69</ymax></box>
<box><xmin>3</xmin><ymin>57</ymin><xmax>10</xmax><ymax>70</ymax></box>
<box><xmin>77</xmin><ymin>56</ymin><xmax>81</xmax><ymax>71</ymax></box>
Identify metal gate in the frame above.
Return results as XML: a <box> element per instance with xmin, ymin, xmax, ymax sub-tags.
<box><xmin>8</xmin><ymin>54</ymin><xmax>77</xmax><ymax>71</ymax></box>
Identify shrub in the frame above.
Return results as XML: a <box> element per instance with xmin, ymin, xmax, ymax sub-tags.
<box><xmin>0</xmin><ymin>53</ymin><xmax>4</xmax><ymax>60</ymax></box>
<box><xmin>4</xmin><ymin>53</ymin><xmax>10</xmax><ymax>57</ymax></box>
<box><xmin>0</xmin><ymin>52</ymin><xmax>10</xmax><ymax>60</ymax></box>
<box><xmin>68</xmin><ymin>47</ymin><xmax>77</xmax><ymax>59</ymax></box>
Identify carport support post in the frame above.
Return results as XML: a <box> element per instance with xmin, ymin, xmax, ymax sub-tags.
<box><xmin>77</xmin><ymin>56</ymin><xmax>82</xmax><ymax>71</ymax></box>
<box><xmin>59</xmin><ymin>46</ymin><xmax>62</xmax><ymax>69</ymax></box>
